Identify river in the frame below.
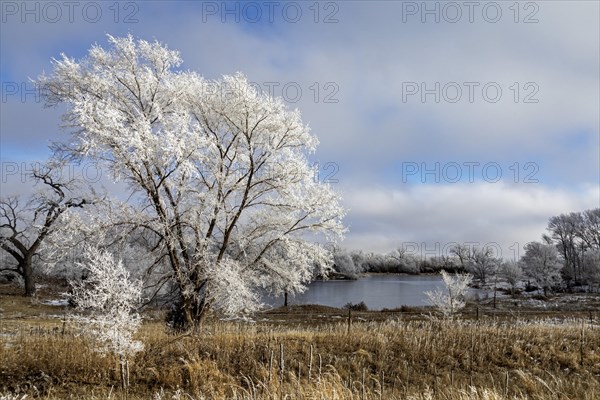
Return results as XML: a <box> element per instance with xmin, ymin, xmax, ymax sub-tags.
<box><xmin>265</xmin><ymin>274</ymin><xmax>464</xmax><ymax>310</ymax></box>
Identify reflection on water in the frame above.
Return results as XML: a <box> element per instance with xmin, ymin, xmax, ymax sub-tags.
<box><xmin>265</xmin><ymin>274</ymin><xmax>453</xmax><ymax>310</ymax></box>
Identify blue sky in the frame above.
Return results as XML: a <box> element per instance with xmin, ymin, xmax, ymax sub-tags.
<box><xmin>1</xmin><ymin>0</ymin><xmax>599</xmax><ymax>257</ymax></box>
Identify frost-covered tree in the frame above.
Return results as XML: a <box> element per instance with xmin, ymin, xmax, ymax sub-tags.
<box><xmin>70</xmin><ymin>246</ymin><xmax>143</xmax><ymax>389</ymax></box>
<box><xmin>545</xmin><ymin>209</ymin><xmax>600</xmax><ymax>286</ymax></box>
<box><xmin>499</xmin><ymin>260</ymin><xmax>523</xmax><ymax>296</ymax></box>
<box><xmin>388</xmin><ymin>248</ymin><xmax>419</xmax><ymax>273</ymax></box>
<box><xmin>425</xmin><ymin>270</ymin><xmax>473</xmax><ymax>319</ymax></box>
<box><xmin>38</xmin><ymin>35</ymin><xmax>345</xmax><ymax>329</ymax></box>
<box><xmin>333</xmin><ymin>247</ymin><xmax>362</xmax><ymax>279</ymax></box>
<box><xmin>582</xmin><ymin>249</ymin><xmax>600</xmax><ymax>290</ymax></box>
<box><xmin>521</xmin><ymin>242</ymin><xmax>562</xmax><ymax>295</ymax></box>
<box><xmin>0</xmin><ymin>160</ymin><xmax>91</xmax><ymax>296</ymax></box>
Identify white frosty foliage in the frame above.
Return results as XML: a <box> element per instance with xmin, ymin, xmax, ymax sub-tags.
<box><xmin>203</xmin><ymin>259</ymin><xmax>261</xmax><ymax>316</ymax></box>
<box><xmin>38</xmin><ymin>35</ymin><xmax>346</xmax><ymax>323</ymax></box>
<box><xmin>425</xmin><ymin>270</ymin><xmax>473</xmax><ymax>318</ymax></box>
<box><xmin>70</xmin><ymin>246</ymin><xmax>143</xmax><ymax>357</ymax></box>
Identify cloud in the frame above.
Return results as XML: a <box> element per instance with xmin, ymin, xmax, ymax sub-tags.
<box><xmin>1</xmin><ymin>1</ymin><xmax>597</xmax><ymax>254</ymax></box>
<box><xmin>341</xmin><ymin>181</ymin><xmax>600</xmax><ymax>256</ymax></box>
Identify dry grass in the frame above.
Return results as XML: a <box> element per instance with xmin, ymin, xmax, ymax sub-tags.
<box><xmin>1</xmin><ymin>312</ymin><xmax>599</xmax><ymax>399</ymax></box>
<box><xmin>2</xmin><ymin>286</ymin><xmax>600</xmax><ymax>399</ymax></box>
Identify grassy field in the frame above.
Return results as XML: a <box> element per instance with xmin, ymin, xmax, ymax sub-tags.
<box><xmin>1</xmin><ymin>284</ymin><xmax>600</xmax><ymax>399</ymax></box>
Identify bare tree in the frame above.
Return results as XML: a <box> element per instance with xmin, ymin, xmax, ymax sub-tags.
<box><xmin>547</xmin><ymin>213</ymin><xmax>583</xmax><ymax>284</ymax></box>
<box><xmin>449</xmin><ymin>244</ymin><xmax>473</xmax><ymax>270</ymax></box>
<box><xmin>467</xmin><ymin>247</ymin><xmax>499</xmax><ymax>286</ymax></box>
<box><xmin>0</xmin><ymin>162</ymin><xmax>90</xmax><ymax>296</ymax></box>
<box><xmin>546</xmin><ymin>209</ymin><xmax>599</xmax><ymax>286</ymax></box>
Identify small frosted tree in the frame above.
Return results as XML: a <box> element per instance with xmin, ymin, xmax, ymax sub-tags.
<box><xmin>425</xmin><ymin>270</ymin><xmax>473</xmax><ymax>319</ymax></box>
<box><xmin>70</xmin><ymin>246</ymin><xmax>143</xmax><ymax>390</ymax></box>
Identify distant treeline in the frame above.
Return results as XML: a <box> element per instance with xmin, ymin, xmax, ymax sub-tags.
<box><xmin>332</xmin><ymin>249</ymin><xmax>463</xmax><ymax>279</ymax></box>
<box><xmin>332</xmin><ymin>208</ymin><xmax>600</xmax><ymax>295</ymax></box>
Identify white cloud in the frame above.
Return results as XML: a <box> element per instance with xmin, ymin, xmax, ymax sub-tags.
<box><xmin>341</xmin><ymin>181</ymin><xmax>599</xmax><ymax>255</ymax></box>
<box><xmin>1</xmin><ymin>1</ymin><xmax>597</xmax><ymax>254</ymax></box>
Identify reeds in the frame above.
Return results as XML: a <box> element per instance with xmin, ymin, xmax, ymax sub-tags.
<box><xmin>1</xmin><ymin>317</ymin><xmax>599</xmax><ymax>399</ymax></box>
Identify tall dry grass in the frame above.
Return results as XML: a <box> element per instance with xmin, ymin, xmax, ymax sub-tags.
<box><xmin>1</xmin><ymin>317</ymin><xmax>599</xmax><ymax>399</ymax></box>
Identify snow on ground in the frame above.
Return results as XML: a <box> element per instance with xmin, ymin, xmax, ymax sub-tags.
<box><xmin>43</xmin><ymin>299</ymin><xmax>70</xmax><ymax>306</ymax></box>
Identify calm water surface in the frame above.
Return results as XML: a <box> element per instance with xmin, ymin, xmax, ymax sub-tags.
<box><xmin>267</xmin><ymin>274</ymin><xmax>454</xmax><ymax>310</ymax></box>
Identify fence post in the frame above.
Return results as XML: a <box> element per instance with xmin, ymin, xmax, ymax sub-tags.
<box><xmin>580</xmin><ymin>321</ymin><xmax>585</xmax><ymax>367</ymax></box>
<box><xmin>269</xmin><ymin>349</ymin><xmax>274</xmax><ymax>382</ymax></box>
<box><xmin>308</xmin><ymin>344</ymin><xmax>313</xmax><ymax>382</ymax></box>
<box><xmin>280</xmin><ymin>343</ymin><xmax>285</xmax><ymax>383</ymax></box>
<box><xmin>347</xmin><ymin>308</ymin><xmax>352</xmax><ymax>334</ymax></box>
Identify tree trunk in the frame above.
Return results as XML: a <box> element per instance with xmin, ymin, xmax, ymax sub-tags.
<box><xmin>284</xmin><ymin>291</ymin><xmax>288</xmax><ymax>307</ymax></box>
<box><xmin>167</xmin><ymin>292</ymin><xmax>207</xmax><ymax>332</ymax></box>
<box><xmin>22</xmin><ymin>255</ymin><xmax>36</xmax><ymax>297</ymax></box>
<box><xmin>182</xmin><ymin>294</ymin><xmax>198</xmax><ymax>331</ymax></box>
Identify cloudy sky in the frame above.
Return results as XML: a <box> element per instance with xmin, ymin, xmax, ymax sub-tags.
<box><xmin>1</xmin><ymin>1</ymin><xmax>598</xmax><ymax>259</ymax></box>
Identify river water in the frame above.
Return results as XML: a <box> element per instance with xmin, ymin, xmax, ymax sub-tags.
<box><xmin>266</xmin><ymin>274</ymin><xmax>456</xmax><ymax>310</ymax></box>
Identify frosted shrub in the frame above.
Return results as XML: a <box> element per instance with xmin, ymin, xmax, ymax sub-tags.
<box><xmin>70</xmin><ymin>246</ymin><xmax>143</xmax><ymax>389</ymax></box>
<box><xmin>425</xmin><ymin>270</ymin><xmax>473</xmax><ymax>319</ymax></box>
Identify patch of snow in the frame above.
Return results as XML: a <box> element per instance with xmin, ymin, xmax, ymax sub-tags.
<box><xmin>43</xmin><ymin>299</ymin><xmax>70</xmax><ymax>307</ymax></box>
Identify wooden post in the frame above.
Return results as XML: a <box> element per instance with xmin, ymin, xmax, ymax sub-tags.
<box><xmin>125</xmin><ymin>359</ymin><xmax>130</xmax><ymax>399</ymax></box>
<box><xmin>120</xmin><ymin>356</ymin><xmax>126</xmax><ymax>391</ymax></box>
<box><xmin>580</xmin><ymin>321</ymin><xmax>585</xmax><ymax>367</ymax></box>
<box><xmin>308</xmin><ymin>344</ymin><xmax>313</xmax><ymax>382</ymax></box>
<box><xmin>280</xmin><ymin>343</ymin><xmax>285</xmax><ymax>383</ymax></box>
<box><xmin>318</xmin><ymin>354</ymin><xmax>322</xmax><ymax>384</ymax></box>
<box><xmin>269</xmin><ymin>349</ymin><xmax>274</xmax><ymax>382</ymax></box>
<box><xmin>361</xmin><ymin>368</ymin><xmax>366</xmax><ymax>400</ymax></box>
<box><xmin>347</xmin><ymin>308</ymin><xmax>352</xmax><ymax>335</ymax></box>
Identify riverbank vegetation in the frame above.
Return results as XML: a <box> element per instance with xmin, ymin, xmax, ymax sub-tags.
<box><xmin>331</xmin><ymin>208</ymin><xmax>600</xmax><ymax>296</ymax></box>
